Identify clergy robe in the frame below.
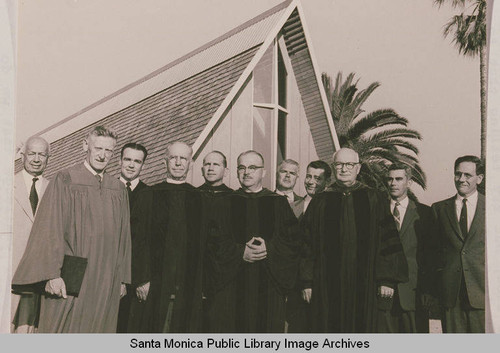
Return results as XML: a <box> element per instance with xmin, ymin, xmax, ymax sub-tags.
<box><xmin>206</xmin><ymin>188</ymin><xmax>300</xmax><ymax>333</ymax></box>
<box><xmin>117</xmin><ymin>180</ymin><xmax>149</xmax><ymax>333</ymax></box>
<box><xmin>301</xmin><ymin>182</ymin><xmax>408</xmax><ymax>333</ymax></box>
<box><xmin>132</xmin><ymin>182</ymin><xmax>208</xmax><ymax>332</ymax></box>
<box><xmin>12</xmin><ymin>163</ymin><xmax>131</xmax><ymax>333</ymax></box>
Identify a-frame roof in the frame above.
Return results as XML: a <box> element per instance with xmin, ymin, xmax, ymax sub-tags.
<box><xmin>16</xmin><ymin>0</ymin><xmax>339</xmax><ymax>183</ymax></box>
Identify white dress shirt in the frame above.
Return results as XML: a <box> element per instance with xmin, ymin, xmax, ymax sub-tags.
<box><xmin>22</xmin><ymin>169</ymin><xmax>43</xmax><ymax>197</ymax></box>
<box><xmin>455</xmin><ymin>191</ymin><xmax>478</xmax><ymax>231</ymax></box>
<box><xmin>390</xmin><ymin>196</ymin><xmax>409</xmax><ymax>230</ymax></box>
<box><xmin>119</xmin><ymin>177</ymin><xmax>139</xmax><ymax>191</ymax></box>
<box><xmin>303</xmin><ymin>194</ymin><xmax>312</xmax><ymax>212</ymax></box>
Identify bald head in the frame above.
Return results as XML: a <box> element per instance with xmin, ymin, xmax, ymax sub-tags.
<box><xmin>332</xmin><ymin>148</ymin><xmax>361</xmax><ymax>187</ymax></box>
<box><xmin>22</xmin><ymin>136</ymin><xmax>50</xmax><ymax>177</ymax></box>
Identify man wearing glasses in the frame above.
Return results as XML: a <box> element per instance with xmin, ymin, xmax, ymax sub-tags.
<box><xmin>300</xmin><ymin>147</ymin><xmax>408</xmax><ymax>332</ymax></box>
<box><xmin>431</xmin><ymin>155</ymin><xmax>485</xmax><ymax>333</ymax></box>
<box><xmin>206</xmin><ymin>150</ymin><xmax>300</xmax><ymax>332</ymax></box>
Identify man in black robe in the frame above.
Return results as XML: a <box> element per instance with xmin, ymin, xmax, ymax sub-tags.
<box><xmin>301</xmin><ymin>148</ymin><xmax>408</xmax><ymax>333</ymax></box>
<box><xmin>116</xmin><ymin>143</ymin><xmax>149</xmax><ymax>333</ymax></box>
<box><xmin>207</xmin><ymin>150</ymin><xmax>300</xmax><ymax>332</ymax></box>
<box><xmin>197</xmin><ymin>151</ymin><xmax>232</xmax><ymax>194</ymax></box>
<box><xmin>131</xmin><ymin>141</ymin><xmax>207</xmax><ymax>332</ymax></box>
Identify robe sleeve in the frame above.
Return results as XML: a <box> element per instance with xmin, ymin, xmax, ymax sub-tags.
<box><xmin>204</xmin><ymin>196</ymin><xmax>245</xmax><ymax>295</ymax></box>
<box><xmin>118</xmin><ymin>187</ymin><xmax>132</xmax><ymax>284</ymax></box>
<box><xmin>12</xmin><ymin>171</ymin><xmax>70</xmax><ymax>285</ymax></box>
<box><xmin>265</xmin><ymin>196</ymin><xmax>301</xmax><ymax>292</ymax></box>
<box><xmin>129</xmin><ymin>189</ymin><xmax>152</xmax><ymax>286</ymax></box>
<box><xmin>374</xmin><ymin>191</ymin><xmax>409</xmax><ymax>288</ymax></box>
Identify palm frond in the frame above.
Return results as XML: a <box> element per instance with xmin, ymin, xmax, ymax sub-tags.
<box><xmin>346</xmin><ymin>109</ymin><xmax>408</xmax><ymax>140</ymax></box>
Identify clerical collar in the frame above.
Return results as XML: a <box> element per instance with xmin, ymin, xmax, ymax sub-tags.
<box><xmin>243</xmin><ymin>186</ymin><xmax>263</xmax><ymax>193</ymax></box>
<box><xmin>166</xmin><ymin>178</ymin><xmax>186</xmax><ymax>185</ymax></box>
<box><xmin>330</xmin><ymin>181</ymin><xmax>363</xmax><ymax>192</ymax></box>
<box><xmin>84</xmin><ymin>160</ymin><xmax>104</xmax><ymax>179</ymax></box>
<box><xmin>120</xmin><ymin>177</ymin><xmax>139</xmax><ymax>191</ymax></box>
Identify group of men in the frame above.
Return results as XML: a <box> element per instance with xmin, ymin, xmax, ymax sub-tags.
<box><xmin>10</xmin><ymin>125</ymin><xmax>485</xmax><ymax>334</ymax></box>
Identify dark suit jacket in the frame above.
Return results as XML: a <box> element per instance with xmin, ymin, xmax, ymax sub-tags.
<box><xmin>128</xmin><ymin>180</ymin><xmax>149</xmax><ymax>286</ymax></box>
<box><xmin>393</xmin><ymin>200</ymin><xmax>436</xmax><ymax>311</ymax></box>
<box><xmin>431</xmin><ymin>193</ymin><xmax>485</xmax><ymax>309</ymax></box>
<box><xmin>275</xmin><ymin>190</ymin><xmax>304</xmax><ymax>219</ymax></box>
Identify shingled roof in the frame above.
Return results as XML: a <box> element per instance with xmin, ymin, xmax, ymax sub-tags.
<box><xmin>15</xmin><ymin>0</ymin><xmax>339</xmax><ymax>184</ymax></box>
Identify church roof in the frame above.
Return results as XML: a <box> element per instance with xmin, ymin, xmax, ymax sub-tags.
<box><xmin>16</xmin><ymin>0</ymin><xmax>339</xmax><ymax>183</ymax></box>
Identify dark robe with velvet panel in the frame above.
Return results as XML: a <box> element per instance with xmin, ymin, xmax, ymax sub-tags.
<box><xmin>12</xmin><ymin>163</ymin><xmax>131</xmax><ymax>333</ymax></box>
<box><xmin>207</xmin><ymin>188</ymin><xmax>300</xmax><ymax>333</ymax></box>
<box><xmin>131</xmin><ymin>182</ymin><xmax>207</xmax><ymax>333</ymax></box>
<box><xmin>301</xmin><ymin>182</ymin><xmax>408</xmax><ymax>333</ymax></box>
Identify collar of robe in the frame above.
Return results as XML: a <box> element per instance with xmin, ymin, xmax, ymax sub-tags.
<box><xmin>328</xmin><ymin>181</ymin><xmax>365</xmax><ymax>195</ymax></box>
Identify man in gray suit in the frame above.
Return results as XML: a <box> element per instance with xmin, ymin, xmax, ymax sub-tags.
<box><xmin>12</xmin><ymin>136</ymin><xmax>50</xmax><ymax>333</ymax></box>
<box><xmin>432</xmin><ymin>155</ymin><xmax>485</xmax><ymax>333</ymax></box>
<box><xmin>275</xmin><ymin>159</ymin><xmax>302</xmax><ymax>218</ymax></box>
<box><xmin>378</xmin><ymin>164</ymin><xmax>436</xmax><ymax>333</ymax></box>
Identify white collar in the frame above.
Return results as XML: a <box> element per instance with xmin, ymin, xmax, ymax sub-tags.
<box><xmin>120</xmin><ymin>177</ymin><xmax>140</xmax><ymax>191</ymax></box>
<box><xmin>166</xmin><ymin>177</ymin><xmax>186</xmax><ymax>185</ymax></box>
<box><xmin>391</xmin><ymin>196</ymin><xmax>409</xmax><ymax>209</ymax></box>
<box><xmin>84</xmin><ymin>160</ymin><xmax>104</xmax><ymax>178</ymax></box>
<box><xmin>456</xmin><ymin>190</ymin><xmax>479</xmax><ymax>204</ymax></box>
<box><xmin>243</xmin><ymin>186</ymin><xmax>263</xmax><ymax>193</ymax></box>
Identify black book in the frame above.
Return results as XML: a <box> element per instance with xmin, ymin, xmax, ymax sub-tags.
<box><xmin>60</xmin><ymin>255</ymin><xmax>88</xmax><ymax>297</ymax></box>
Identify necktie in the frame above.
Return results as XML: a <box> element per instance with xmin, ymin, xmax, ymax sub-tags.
<box><xmin>29</xmin><ymin>177</ymin><xmax>39</xmax><ymax>215</ymax></box>
<box><xmin>459</xmin><ymin>198</ymin><xmax>468</xmax><ymax>238</ymax></box>
<box><xmin>393</xmin><ymin>201</ymin><xmax>401</xmax><ymax>230</ymax></box>
<box><xmin>126</xmin><ymin>181</ymin><xmax>132</xmax><ymax>193</ymax></box>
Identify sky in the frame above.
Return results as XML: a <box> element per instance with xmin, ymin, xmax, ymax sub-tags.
<box><xmin>15</xmin><ymin>0</ymin><xmax>483</xmax><ymax>204</ymax></box>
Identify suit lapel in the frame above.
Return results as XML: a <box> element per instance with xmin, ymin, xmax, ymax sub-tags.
<box><xmin>467</xmin><ymin>193</ymin><xmax>484</xmax><ymax>241</ymax></box>
<box><xmin>399</xmin><ymin>200</ymin><xmax>417</xmax><ymax>237</ymax></box>
<box><xmin>445</xmin><ymin>196</ymin><xmax>463</xmax><ymax>240</ymax></box>
<box><xmin>14</xmin><ymin>173</ymin><xmax>34</xmax><ymax>222</ymax></box>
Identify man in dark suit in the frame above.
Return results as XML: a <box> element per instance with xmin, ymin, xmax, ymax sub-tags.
<box><xmin>275</xmin><ymin>159</ymin><xmax>302</xmax><ymax>218</ymax></box>
<box><xmin>378</xmin><ymin>164</ymin><xmax>436</xmax><ymax>333</ymax></box>
<box><xmin>116</xmin><ymin>143</ymin><xmax>149</xmax><ymax>333</ymax></box>
<box><xmin>432</xmin><ymin>155</ymin><xmax>485</xmax><ymax>333</ymax></box>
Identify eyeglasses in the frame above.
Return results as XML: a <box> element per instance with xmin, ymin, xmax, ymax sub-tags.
<box><xmin>333</xmin><ymin>162</ymin><xmax>359</xmax><ymax>170</ymax></box>
<box><xmin>237</xmin><ymin>165</ymin><xmax>264</xmax><ymax>173</ymax></box>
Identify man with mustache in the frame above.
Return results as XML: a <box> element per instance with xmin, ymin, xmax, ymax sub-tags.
<box><xmin>116</xmin><ymin>143</ymin><xmax>149</xmax><ymax>333</ymax></box>
<box><xmin>131</xmin><ymin>141</ymin><xmax>209</xmax><ymax>332</ymax></box>
<box><xmin>11</xmin><ymin>136</ymin><xmax>50</xmax><ymax>333</ymax></box>
<box><xmin>206</xmin><ymin>150</ymin><xmax>300</xmax><ymax>332</ymax></box>
<box><xmin>13</xmin><ymin>126</ymin><xmax>131</xmax><ymax>333</ymax></box>
<box><xmin>431</xmin><ymin>155</ymin><xmax>485</xmax><ymax>333</ymax></box>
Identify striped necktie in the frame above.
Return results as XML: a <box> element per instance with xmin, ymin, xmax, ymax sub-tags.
<box><xmin>393</xmin><ymin>201</ymin><xmax>401</xmax><ymax>230</ymax></box>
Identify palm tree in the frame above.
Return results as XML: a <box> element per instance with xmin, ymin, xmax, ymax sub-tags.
<box><xmin>435</xmin><ymin>0</ymin><xmax>487</xmax><ymax>160</ymax></box>
<box><xmin>322</xmin><ymin>72</ymin><xmax>426</xmax><ymax>192</ymax></box>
